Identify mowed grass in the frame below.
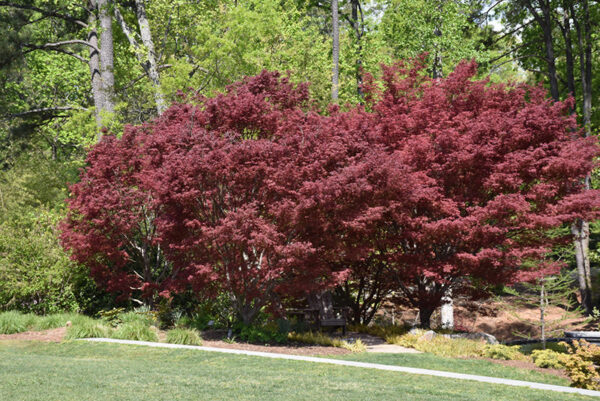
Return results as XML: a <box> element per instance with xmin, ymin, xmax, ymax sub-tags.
<box><xmin>0</xmin><ymin>341</ymin><xmax>596</xmax><ymax>401</ymax></box>
<box><xmin>334</xmin><ymin>352</ymin><xmax>569</xmax><ymax>386</ymax></box>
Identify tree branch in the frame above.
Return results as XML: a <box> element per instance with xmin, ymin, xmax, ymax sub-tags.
<box><xmin>113</xmin><ymin>5</ymin><xmax>140</xmax><ymax>50</ymax></box>
<box><xmin>2</xmin><ymin>106</ymin><xmax>84</xmax><ymax>119</ymax></box>
<box><xmin>23</xmin><ymin>44</ymin><xmax>89</xmax><ymax>63</ymax></box>
<box><xmin>0</xmin><ymin>2</ymin><xmax>88</xmax><ymax>28</ymax></box>
<box><xmin>34</xmin><ymin>39</ymin><xmax>98</xmax><ymax>53</ymax></box>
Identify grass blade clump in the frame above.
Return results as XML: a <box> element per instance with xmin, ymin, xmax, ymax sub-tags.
<box><xmin>112</xmin><ymin>321</ymin><xmax>158</xmax><ymax>342</ymax></box>
<box><xmin>166</xmin><ymin>328</ymin><xmax>203</xmax><ymax>346</ymax></box>
<box><xmin>65</xmin><ymin>317</ymin><xmax>111</xmax><ymax>340</ymax></box>
<box><xmin>118</xmin><ymin>311</ymin><xmax>156</xmax><ymax>327</ymax></box>
<box><xmin>0</xmin><ymin>311</ymin><xmax>37</xmax><ymax>334</ymax></box>
<box><xmin>35</xmin><ymin>313</ymin><xmax>83</xmax><ymax>330</ymax></box>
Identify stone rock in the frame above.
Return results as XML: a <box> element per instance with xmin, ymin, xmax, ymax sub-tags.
<box><xmin>65</xmin><ymin>321</ymin><xmax>72</xmax><ymax>327</ymax></box>
<box><xmin>419</xmin><ymin>330</ymin><xmax>437</xmax><ymax>341</ymax></box>
<box><xmin>444</xmin><ymin>332</ymin><xmax>498</xmax><ymax>344</ymax></box>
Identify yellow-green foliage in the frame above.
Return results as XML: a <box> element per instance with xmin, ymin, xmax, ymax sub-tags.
<box><xmin>386</xmin><ymin>331</ymin><xmax>486</xmax><ymax>358</ymax></box>
<box><xmin>341</xmin><ymin>339</ymin><xmax>367</xmax><ymax>353</ymax></box>
<box><xmin>166</xmin><ymin>328</ymin><xmax>203</xmax><ymax>346</ymax></box>
<box><xmin>482</xmin><ymin>344</ymin><xmax>528</xmax><ymax>361</ymax></box>
<box><xmin>288</xmin><ymin>331</ymin><xmax>365</xmax><ymax>353</ymax></box>
<box><xmin>560</xmin><ymin>340</ymin><xmax>600</xmax><ymax>390</ymax></box>
<box><xmin>531</xmin><ymin>349</ymin><xmax>564</xmax><ymax>369</ymax></box>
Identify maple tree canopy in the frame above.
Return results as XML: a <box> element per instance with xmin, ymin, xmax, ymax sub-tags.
<box><xmin>61</xmin><ymin>62</ymin><xmax>600</xmax><ymax>326</ymax></box>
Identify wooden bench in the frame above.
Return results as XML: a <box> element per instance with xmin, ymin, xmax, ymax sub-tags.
<box><xmin>287</xmin><ymin>307</ymin><xmax>348</xmax><ymax>335</ymax></box>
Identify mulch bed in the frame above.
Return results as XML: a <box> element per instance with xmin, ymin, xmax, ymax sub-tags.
<box><xmin>0</xmin><ymin>327</ymin><xmax>349</xmax><ymax>356</ymax></box>
<box><xmin>0</xmin><ymin>327</ymin><xmax>66</xmax><ymax>343</ymax></box>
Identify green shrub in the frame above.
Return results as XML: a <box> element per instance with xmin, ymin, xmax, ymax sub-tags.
<box><xmin>98</xmin><ymin>308</ymin><xmax>126</xmax><ymax>327</ymax></box>
<box><xmin>531</xmin><ymin>349</ymin><xmax>565</xmax><ymax>369</ymax></box>
<box><xmin>0</xmin><ymin>311</ymin><xmax>37</xmax><ymax>334</ymax></box>
<box><xmin>111</xmin><ymin>321</ymin><xmax>159</xmax><ymax>342</ymax></box>
<box><xmin>166</xmin><ymin>328</ymin><xmax>203</xmax><ymax>346</ymax></box>
<box><xmin>236</xmin><ymin>322</ymin><xmax>288</xmax><ymax>344</ymax></box>
<box><xmin>482</xmin><ymin>344</ymin><xmax>528</xmax><ymax>361</ymax></box>
<box><xmin>65</xmin><ymin>318</ymin><xmax>111</xmax><ymax>340</ymax></box>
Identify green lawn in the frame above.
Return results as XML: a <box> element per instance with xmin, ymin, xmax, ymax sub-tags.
<box><xmin>335</xmin><ymin>352</ymin><xmax>569</xmax><ymax>386</ymax></box>
<box><xmin>0</xmin><ymin>340</ymin><xmax>595</xmax><ymax>401</ymax></box>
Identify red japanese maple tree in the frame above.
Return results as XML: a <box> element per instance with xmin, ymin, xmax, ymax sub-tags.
<box><xmin>355</xmin><ymin>59</ymin><xmax>600</xmax><ymax>327</ymax></box>
<box><xmin>62</xmin><ymin>63</ymin><xmax>600</xmax><ymax>329</ymax></box>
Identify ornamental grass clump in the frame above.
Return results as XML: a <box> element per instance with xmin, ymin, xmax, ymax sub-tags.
<box><xmin>65</xmin><ymin>317</ymin><xmax>111</xmax><ymax>340</ymax></box>
<box><xmin>111</xmin><ymin>321</ymin><xmax>158</xmax><ymax>342</ymax></box>
<box><xmin>0</xmin><ymin>311</ymin><xmax>37</xmax><ymax>334</ymax></box>
<box><xmin>166</xmin><ymin>328</ymin><xmax>203</xmax><ymax>346</ymax></box>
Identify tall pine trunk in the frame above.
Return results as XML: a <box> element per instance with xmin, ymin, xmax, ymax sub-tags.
<box><xmin>97</xmin><ymin>0</ymin><xmax>115</xmax><ymax>116</ymax></box>
<box><xmin>570</xmin><ymin>0</ymin><xmax>594</xmax><ymax>314</ymax></box>
<box><xmin>135</xmin><ymin>0</ymin><xmax>166</xmax><ymax>115</ymax></box>
<box><xmin>331</xmin><ymin>0</ymin><xmax>339</xmax><ymax>101</ymax></box>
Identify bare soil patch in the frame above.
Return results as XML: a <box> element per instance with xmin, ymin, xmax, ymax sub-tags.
<box><xmin>0</xmin><ymin>327</ymin><xmax>66</xmax><ymax>342</ymax></box>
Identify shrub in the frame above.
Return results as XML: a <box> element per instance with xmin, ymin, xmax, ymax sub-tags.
<box><xmin>65</xmin><ymin>317</ymin><xmax>111</xmax><ymax>340</ymax></box>
<box><xmin>341</xmin><ymin>339</ymin><xmax>367</xmax><ymax>353</ymax></box>
<box><xmin>166</xmin><ymin>328</ymin><xmax>203</xmax><ymax>346</ymax></box>
<box><xmin>0</xmin><ymin>311</ymin><xmax>37</xmax><ymax>334</ymax></box>
<box><xmin>98</xmin><ymin>308</ymin><xmax>126</xmax><ymax>327</ymax></box>
<box><xmin>560</xmin><ymin>340</ymin><xmax>600</xmax><ymax>390</ymax></box>
<box><xmin>482</xmin><ymin>344</ymin><xmax>528</xmax><ymax>361</ymax></box>
<box><xmin>236</xmin><ymin>323</ymin><xmax>288</xmax><ymax>344</ymax></box>
<box><xmin>531</xmin><ymin>349</ymin><xmax>564</xmax><ymax>369</ymax></box>
<box><xmin>111</xmin><ymin>321</ymin><xmax>159</xmax><ymax>342</ymax></box>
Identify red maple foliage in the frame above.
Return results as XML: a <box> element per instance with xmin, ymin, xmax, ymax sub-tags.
<box><xmin>61</xmin><ymin>64</ymin><xmax>600</xmax><ymax>328</ymax></box>
<box><xmin>354</xmin><ymin>59</ymin><xmax>600</xmax><ymax>326</ymax></box>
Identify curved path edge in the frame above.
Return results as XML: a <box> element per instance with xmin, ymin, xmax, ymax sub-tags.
<box><xmin>82</xmin><ymin>338</ymin><xmax>600</xmax><ymax>398</ymax></box>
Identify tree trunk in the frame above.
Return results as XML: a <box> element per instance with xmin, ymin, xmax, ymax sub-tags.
<box><xmin>559</xmin><ymin>2</ymin><xmax>576</xmax><ymax>105</ymax></box>
<box><xmin>541</xmin><ymin>11</ymin><xmax>559</xmax><ymax>101</ymax></box>
<box><xmin>570</xmin><ymin>0</ymin><xmax>594</xmax><ymax>314</ymax></box>
<box><xmin>419</xmin><ymin>306</ymin><xmax>434</xmax><ymax>329</ymax></box>
<box><xmin>351</xmin><ymin>0</ymin><xmax>363</xmax><ymax>98</ymax></box>
<box><xmin>135</xmin><ymin>0</ymin><xmax>166</xmax><ymax>115</ymax></box>
<box><xmin>97</xmin><ymin>0</ymin><xmax>114</xmax><ymax>115</ymax></box>
<box><xmin>573</xmin><ymin>218</ymin><xmax>593</xmax><ymax>314</ymax></box>
<box><xmin>331</xmin><ymin>0</ymin><xmax>339</xmax><ymax>101</ymax></box>
<box><xmin>540</xmin><ymin>279</ymin><xmax>546</xmax><ymax>349</ymax></box>
<box><xmin>87</xmin><ymin>0</ymin><xmax>104</xmax><ymax>135</ymax></box>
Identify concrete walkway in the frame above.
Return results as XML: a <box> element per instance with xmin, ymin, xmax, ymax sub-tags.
<box><xmin>83</xmin><ymin>338</ymin><xmax>600</xmax><ymax>398</ymax></box>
